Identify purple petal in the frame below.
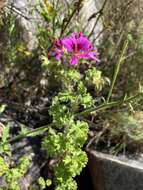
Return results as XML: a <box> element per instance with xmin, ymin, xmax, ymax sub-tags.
<box><xmin>53</xmin><ymin>39</ymin><xmax>64</xmax><ymax>60</ymax></box>
<box><xmin>55</xmin><ymin>49</ymin><xmax>64</xmax><ymax>60</ymax></box>
<box><xmin>54</xmin><ymin>39</ymin><xmax>62</xmax><ymax>47</ymax></box>
<box><xmin>70</xmin><ymin>56</ymin><xmax>78</xmax><ymax>65</ymax></box>
<box><xmin>77</xmin><ymin>34</ymin><xmax>93</xmax><ymax>51</ymax></box>
<box><xmin>62</xmin><ymin>33</ymin><xmax>93</xmax><ymax>53</ymax></box>
<box><xmin>62</xmin><ymin>38</ymin><xmax>74</xmax><ymax>52</ymax></box>
<box><xmin>56</xmin><ymin>53</ymin><xmax>62</xmax><ymax>60</ymax></box>
<box><xmin>88</xmin><ymin>51</ymin><xmax>100</xmax><ymax>62</ymax></box>
<box><xmin>62</xmin><ymin>33</ymin><xmax>79</xmax><ymax>52</ymax></box>
<box><xmin>79</xmin><ymin>51</ymin><xmax>100</xmax><ymax>62</ymax></box>
<box><xmin>79</xmin><ymin>53</ymin><xmax>90</xmax><ymax>59</ymax></box>
<box><xmin>71</xmin><ymin>32</ymin><xmax>79</xmax><ymax>39</ymax></box>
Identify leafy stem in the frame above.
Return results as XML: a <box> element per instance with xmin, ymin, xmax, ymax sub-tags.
<box><xmin>9</xmin><ymin>124</ymin><xmax>52</xmax><ymax>143</ymax></box>
<box><xmin>8</xmin><ymin>92</ymin><xmax>143</xmax><ymax>143</ymax></box>
<box><xmin>106</xmin><ymin>40</ymin><xmax>129</xmax><ymax>102</ymax></box>
<box><xmin>76</xmin><ymin>91</ymin><xmax>143</xmax><ymax>117</ymax></box>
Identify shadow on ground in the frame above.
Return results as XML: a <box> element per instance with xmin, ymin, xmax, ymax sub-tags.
<box><xmin>77</xmin><ymin>166</ymin><xmax>94</xmax><ymax>190</ymax></box>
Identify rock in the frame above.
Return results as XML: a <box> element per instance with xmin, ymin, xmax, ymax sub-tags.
<box><xmin>80</xmin><ymin>0</ymin><xmax>103</xmax><ymax>41</ymax></box>
<box><xmin>7</xmin><ymin>0</ymin><xmax>41</xmax><ymax>50</ymax></box>
<box><xmin>87</xmin><ymin>150</ymin><xmax>143</xmax><ymax>190</ymax></box>
<box><xmin>67</xmin><ymin>0</ymin><xmax>103</xmax><ymax>43</ymax></box>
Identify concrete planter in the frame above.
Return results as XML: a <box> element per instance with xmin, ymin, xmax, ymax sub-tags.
<box><xmin>87</xmin><ymin>150</ymin><xmax>143</xmax><ymax>190</ymax></box>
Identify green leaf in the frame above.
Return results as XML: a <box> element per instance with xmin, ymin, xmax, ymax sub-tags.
<box><xmin>46</xmin><ymin>179</ymin><xmax>52</xmax><ymax>187</ymax></box>
<box><xmin>0</xmin><ymin>156</ymin><xmax>9</xmax><ymax>176</ymax></box>
<box><xmin>38</xmin><ymin>177</ymin><xmax>46</xmax><ymax>189</ymax></box>
<box><xmin>0</xmin><ymin>104</ymin><xmax>6</xmax><ymax>114</ymax></box>
<box><xmin>2</xmin><ymin>124</ymin><xmax>10</xmax><ymax>143</ymax></box>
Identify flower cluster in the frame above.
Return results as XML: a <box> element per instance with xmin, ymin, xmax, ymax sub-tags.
<box><xmin>53</xmin><ymin>32</ymin><xmax>99</xmax><ymax>65</ymax></box>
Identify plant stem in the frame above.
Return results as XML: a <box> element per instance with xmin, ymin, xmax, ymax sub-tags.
<box><xmin>106</xmin><ymin>40</ymin><xmax>128</xmax><ymax>103</ymax></box>
<box><xmin>8</xmin><ymin>92</ymin><xmax>143</xmax><ymax>143</ymax></box>
<box><xmin>9</xmin><ymin>124</ymin><xmax>52</xmax><ymax>143</ymax></box>
<box><xmin>76</xmin><ymin>92</ymin><xmax>143</xmax><ymax>117</ymax></box>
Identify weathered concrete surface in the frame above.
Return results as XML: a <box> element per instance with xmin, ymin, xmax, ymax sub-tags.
<box><xmin>79</xmin><ymin>0</ymin><xmax>103</xmax><ymax>40</ymax></box>
<box><xmin>87</xmin><ymin>150</ymin><xmax>143</xmax><ymax>190</ymax></box>
<box><xmin>67</xmin><ymin>0</ymin><xmax>103</xmax><ymax>42</ymax></box>
<box><xmin>8</xmin><ymin>0</ymin><xmax>41</xmax><ymax>50</ymax></box>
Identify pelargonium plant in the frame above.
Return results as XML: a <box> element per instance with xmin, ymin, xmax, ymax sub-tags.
<box><xmin>1</xmin><ymin>1</ymin><xmax>141</xmax><ymax>190</ymax></box>
<box><xmin>42</xmin><ymin>32</ymin><xmax>102</xmax><ymax>190</ymax></box>
<box><xmin>6</xmin><ymin>28</ymin><xmax>139</xmax><ymax>189</ymax></box>
<box><xmin>43</xmin><ymin>34</ymin><xmax>139</xmax><ymax>190</ymax></box>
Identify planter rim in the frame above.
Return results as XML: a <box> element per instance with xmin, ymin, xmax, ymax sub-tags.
<box><xmin>87</xmin><ymin>149</ymin><xmax>143</xmax><ymax>171</ymax></box>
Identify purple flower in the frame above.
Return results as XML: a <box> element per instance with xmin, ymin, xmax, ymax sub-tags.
<box><xmin>53</xmin><ymin>39</ymin><xmax>64</xmax><ymax>60</ymax></box>
<box><xmin>53</xmin><ymin>33</ymin><xmax>99</xmax><ymax>65</ymax></box>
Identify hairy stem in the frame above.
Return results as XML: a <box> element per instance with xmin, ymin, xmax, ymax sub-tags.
<box><xmin>9</xmin><ymin>124</ymin><xmax>51</xmax><ymax>143</ymax></box>
<box><xmin>106</xmin><ymin>40</ymin><xmax>128</xmax><ymax>103</ymax></box>
<box><xmin>76</xmin><ymin>92</ymin><xmax>143</xmax><ymax>117</ymax></box>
